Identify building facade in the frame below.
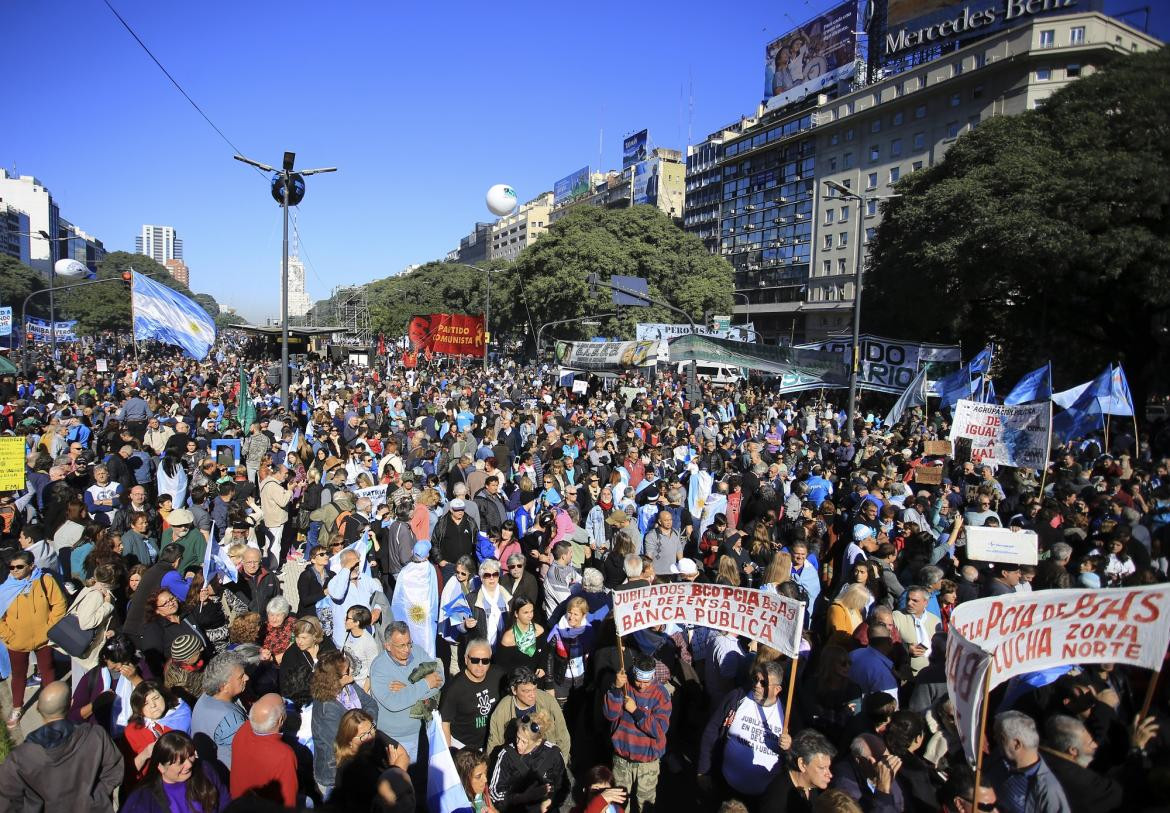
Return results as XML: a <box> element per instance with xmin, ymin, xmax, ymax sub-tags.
<box><xmin>455</xmin><ymin>222</ymin><xmax>493</xmax><ymax>265</ymax></box>
<box><xmin>715</xmin><ymin>11</ymin><xmax>1161</xmax><ymax>344</ymax></box>
<box><xmin>136</xmin><ymin>224</ymin><xmax>183</xmax><ymax>266</ymax></box>
<box><xmin>0</xmin><ymin>201</ymin><xmax>31</xmax><ymax>266</ymax></box>
<box><xmin>164</xmin><ymin>258</ymin><xmax>190</xmax><ymax>287</ymax></box>
<box><xmin>684</xmin><ymin>119</ymin><xmax>755</xmax><ymax>255</ymax></box>
<box><xmin>286</xmin><ymin>255</ymin><xmax>312</xmax><ymax>317</ymax></box>
<box><xmin>550</xmin><ymin>150</ymin><xmax>687</xmax><ymax>223</ymax></box>
<box><xmin>491</xmin><ymin>191</ymin><xmax>553</xmax><ymax>261</ymax></box>
<box><xmin>0</xmin><ymin>171</ymin><xmax>60</xmax><ymax>273</ymax></box>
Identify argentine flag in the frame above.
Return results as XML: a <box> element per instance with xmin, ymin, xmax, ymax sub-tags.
<box><xmin>131</xmin><ymin>270</ymin><xmax>216</xmax><ymax>360</ymax></box>
<box><xmin>392</xmin><ymin>561</ymin><xmax>439</xmax><ymax>657</ymax></box>
<box><xmin>426</xmin><ymin>711</ymin><xmax>473</xmax><ymax>813</ymax></box>
<box><xmin>201</xmin><ymin>527</ymin><xmax>238</xmax><ymax>583</ymax></box>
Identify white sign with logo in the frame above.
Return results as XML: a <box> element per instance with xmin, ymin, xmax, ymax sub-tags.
<box><xmin>964</xmin><ymin>526</ymin><xmax>1039</xmax><ymax>566</ymax></box>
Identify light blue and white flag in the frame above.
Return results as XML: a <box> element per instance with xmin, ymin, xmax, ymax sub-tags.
<box><xmin>201</xmin><ymin>529</ymin><xmax>238</xmax><ymax>583</ymax></box>
<box><xmin>131</xmin><ymin>270</ymin><xmax>216</xmax><ymax>360</ymax></box>
<box><xmin>391</xmin><ymin>560</ymin><xmax>439</xmax><ymax>657</ymax></box>
<box><xmin>884</xmin><ymin>366</ymin><xmax>928</xmax><ymax>427</ymax></box>
<box><xmin>329</xmin><ymin>531</ymin><xmax>372</xmax><ymax>576</ymax></box>
<box><xmin>426</xmin><ymin>711</ymin><xmax>473</xmax><ymax>813</ymax></box>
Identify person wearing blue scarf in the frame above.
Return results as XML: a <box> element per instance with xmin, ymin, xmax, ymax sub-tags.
<box><xmin>0</xmin><ymin>554</ymin><xmax>66</xmax><ymax>728</ymax></box>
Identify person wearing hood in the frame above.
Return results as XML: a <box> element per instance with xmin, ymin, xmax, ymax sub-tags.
<box><xmin>0</xmin><ymin>681</ymin><xmax>123</xmax><ymax>810</ymax></box>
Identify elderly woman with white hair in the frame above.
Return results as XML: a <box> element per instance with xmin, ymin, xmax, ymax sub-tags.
<box><xmin>463</xmin><ymin>558</ymin><xmax>512</xmax><ymax>652</ymax></box>
<box><xmin>259</xmin><ymin>595</ymin><xmax>296</xmax><ymax>665</ymax></box>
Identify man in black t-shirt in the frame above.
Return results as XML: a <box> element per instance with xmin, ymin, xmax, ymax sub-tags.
<box><xmin>439</xmin><ymin>638</ymin><xmax>504</xmax><ymax>750</ymax></box>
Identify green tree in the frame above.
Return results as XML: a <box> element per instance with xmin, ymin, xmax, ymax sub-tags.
<box><xmin>0</xmin><ymin>256</ymin><xmax>48</xmax><ymax>321</ymax></box>
<box><xmin>864</xmin><ymin>48</ymin><xmax>1170</xmax><ymax>405</ymax></box>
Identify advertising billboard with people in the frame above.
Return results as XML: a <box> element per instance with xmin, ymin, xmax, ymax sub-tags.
<box><xmin>764</xmin><ymin>2</ymin><xmax>859</xmax><ymax>110</ymax></box>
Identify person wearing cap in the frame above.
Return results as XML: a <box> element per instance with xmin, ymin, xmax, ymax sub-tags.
<box><xmin>671</xmin><ymin>557</ymin><xmax>702</xmax><ymax>582</ymax></box>
<box><xmin>433</xmin><ymin>497</ymin><xmax>479</xmax><ymax>575</ymax></box>
<box><xmin>160</xmin><ymin>507</ymin><xmax>206</xmax><ymax>577</ymax></box>
<box><xmin>604</xmin><ymin>652</ymin><xmax>672</xmax><ymax>811</ymax></box>
<box><xmin>165</xmin><ymin>632</ymin><xmax>208</xmax><ymax>705</ymax></box>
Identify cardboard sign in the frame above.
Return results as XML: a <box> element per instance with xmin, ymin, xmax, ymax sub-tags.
<box><xmin>945</xmin><ymin>627</ymin><xmax>993</xmax><ymax>765</ymax></box>
<box><xmin>913</xmin><ymin>466</ymin><xmax>944</xmax><ymax>485</ymax></box>
<box><xmin>965</xmin><ymin>526</ymin><xmax>1039</xmax><ymax>566</ymax></box>
<box><xmin>951</xmin><ymin>584</ymin><xmax>1170</xmax><ymax>687</ymax></box>
<box><xmin>95</xmin><ymin>359</ymin><xmax>108</xmax><ymax>372</ymax></box>
<box><xmin>612</xmin><ymin>582</ymin><xmax>805</xmax><ymax>658</ymax></box>
<box><xmin>923</xmin><ymin>440</ymin><xmax>951</xmax><ymax>456</ymax></box>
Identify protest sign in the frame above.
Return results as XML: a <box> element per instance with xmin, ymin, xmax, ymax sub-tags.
<box><xmin>923</xmin><ymin>440</ymin><xmax>951</xmax><ymax>456</ymax></box>
<box><xmin>0</xmin><ymin>436</ymin><xmax>24</xmax><ymax>491</ymax></box>
<box><xmin>951</xmin><ymin>584</ymin><xmax>1170</xmax><ymax>687</ymax></box>
<box><xmin>611</xmin><ymin>581</ymin><xmax>804</xmax><ymax>658</ymax></box>
<box><xmin>965</xmin><ymin>527</ymin><xmax>1039</xmax><ymax>566</ymax></box>
<box><xmin>356</xmin><ymin>484</ymin><xmax>388</xmax><ymax>509</ymax></box>
<box><xmin>95</xmin><ymin>359</ymin><xmax>108</xmax><ymax>372</ymax></box>
<box><xmin>945</xmin><ymin>627</ymin><xmax>993</xmax><ymax>764</ymax></box>
<box><xmin>571</xmin><ymin>380</ymin><xmax>588</xmax><ymax>395</ymax></box>
<box><xmin>913</xmin><ymin>466</ymin><xmax>944</xmax><ymax>485</ymax></box>
<box><xmin>554</xmin><ymin>340</ymin><xmax>659</xmax><ymax>371</ymax></box>
<box><xmin>796</xmin><ymin>334</ymin><xmax>960</xmax><ymax>394</ymax></box>
<box><xmin>949</xmin><ymin>400</ymin><xmax>1052</xmax><ymax>468</ymax></box>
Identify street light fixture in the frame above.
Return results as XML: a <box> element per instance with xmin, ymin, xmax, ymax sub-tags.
<box><xmin>235</xmin><ymin>152</ymin><xmax>336</xmax><ymax>411</ymax></box>
<box><xmin>16</xmin><ymin>229</ymin><xmax>81</xmax><ymax>361</ymax></box>
<box><xmin>821</xmin><ymin>179</ymin><xmax>900</xmax><ymax>440</ymax></box>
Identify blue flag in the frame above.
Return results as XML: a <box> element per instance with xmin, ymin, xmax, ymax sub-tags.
<box><xmin>131</xmin><ymin>270</ymin><xmax>216</xmax><ymax>360</ymax></box>
<box><xmin>885</xmin><ymin>366</ymin><xmax>928</xmax><ymax>426</ymax></box>
<box><xmin>201</xmin><ymin>531</ymin><xmax>238</xmax><ymax>583</ymax></box>
<box><xmin>938</xmin><ymin>345</ymin><xmax>993</xmax><ymax>410</ymax></box>
<box><xmin>1052</xmin><ymin>366</ymin><xmax>1112</xmax><ymax>442</ymax></box>
<box><xmin>426</xmin><ymin>711</ymin><xmax>474</xmax><ymax>813</ymax></box>
<box><xmin>1004</xmin><ymin>363</ymin><xmax>1052</xmax><ymax>405</ymax></box>
<box><xmin>1107</xmin><ymin>365</ymin><xmax>1135</xmax><ymax>417</ymax></box>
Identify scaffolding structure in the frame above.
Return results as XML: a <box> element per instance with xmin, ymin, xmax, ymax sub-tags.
<box><xmin>315</xmin><ymin>284</ymin><xmax>372</xmax><ymax>346</ymax></box>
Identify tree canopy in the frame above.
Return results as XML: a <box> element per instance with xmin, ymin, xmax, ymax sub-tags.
<box><xmin>864</xmin><ymin>48</ymin><xmax>1170</xmax><ymax>403</ymax></box>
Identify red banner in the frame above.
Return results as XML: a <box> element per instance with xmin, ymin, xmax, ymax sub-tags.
<box><xmin>407</xmin><ymin>313</ymin><xmax>485</xmax><ymax>358</ymax></box>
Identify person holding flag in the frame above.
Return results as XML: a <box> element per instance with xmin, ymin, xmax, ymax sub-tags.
<box><xmin>391</xmin><ymin>540</ymin><xmax>440</xmax><ymax>659</ymax></box>
<box><xmin>325</xmin><ymin>539</ymin><xmax>382</xmax><ymax>650</ymax></box>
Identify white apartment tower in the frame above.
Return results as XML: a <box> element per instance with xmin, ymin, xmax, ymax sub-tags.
<box><xmin>136</xmin><ymin>224</ymin><xmax>183</xmax><ymax>265</ymax></box>
<box><xmin>287</xmin><ymin>254</ymin><xmax>312</xmax><ymax>317</ymax></box>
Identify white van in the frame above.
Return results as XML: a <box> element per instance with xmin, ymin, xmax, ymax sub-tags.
<box><xmin>676</xmin><ymin>362</ymin><xmax>745</xmax><ymax>388</ymax></box>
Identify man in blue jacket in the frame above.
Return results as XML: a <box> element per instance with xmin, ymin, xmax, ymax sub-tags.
<box><xmin>370</xmin><ymin>621</ymin><xmax>444</xmax><ymax>762</ymax></box>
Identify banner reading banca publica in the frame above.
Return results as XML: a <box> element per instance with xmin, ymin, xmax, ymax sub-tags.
<box><xmin>407</xmin><ymin>313</ymin><xmax>485</xmax><ymax>358</ymax></box>
<box><xmin>951</xmin><ymin>584</ymin><xmax>1170</xmax><ymax>687</ymax></box>
<box><xmin>949</xmin><ymin>399</ymin><xmax>1051</xmax><ymax>468</ymax></box>
<box><xmin>612</xmin><ymin>582</ymin><xmax>805</xmax><ymax>658</ymax></box>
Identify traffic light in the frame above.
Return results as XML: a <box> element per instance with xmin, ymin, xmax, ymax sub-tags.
<box><xmin>121</xmin><ymin>270</ymin><xmax>132</xmax><ymax>289</ymax></box>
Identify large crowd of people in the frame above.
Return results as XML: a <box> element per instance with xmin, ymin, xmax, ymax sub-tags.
<box><xmin>0</xmin><ymin>335</ymin><xmax>1166</xmax><ymax>813</ymax></box>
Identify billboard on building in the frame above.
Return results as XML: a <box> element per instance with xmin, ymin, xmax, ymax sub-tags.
<box><xmin>632</xmin><ymin>159</ymin><xmax>659</xmax><ymax>206</ymax></box>
<box><xmin>879</xmin><ymin>0</ymin><xmax>1088</xmax><ymax>60</ymax></box>
<box><xmin>622</xmin><ymin>129</ymin><xmax>649</xmax><ymax>170</ymax></box>
<box><xmin>554</xmin><ymin>167</ymin><xmax>591</xmax><ymax>206</ymax></box>
<box><xmin>764</xmin><ymin>2</ymin><xmax>859</xmax><ymax>110</ymax></box>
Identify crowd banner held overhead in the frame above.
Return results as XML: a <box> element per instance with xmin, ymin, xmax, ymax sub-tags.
<box><xmin>944</xmin><ymin>627</ymin><xmax>993</xmax><ymax>765</ymax></box>
<box><xmin>612</xmin><ymin>582</ymin><xmax>805</xmax><ymax>659</ymax></box>
<box><xmin>964</xmin><ymin>527</ymin><xmax>1039</xmax><ymax>566</ymax></box>
<box><xmin>131</xmin><ymin>270</ymin><xmax>217</xmax><ymax>360</ymax></box>
<box><xmin>671</xmin><ymin>333</ymin><xmax>848</xmax><ymax>385</ymax></box>
<box><xmin>25</xmin><ymin>317</ymin><xmax>79</xmax><ymax>343</ymax></box>
<box><xmin>764</xmin><ymin>2</ymin><xmax>860</xmax><ymax>111</ymax></box>
<box><xmin>635</xmin><ymin>322</ymin><xmax>754</xmax><ymax>343</ymax></box>
<box><xmin>554</xmin><ymin>340</ymin><xmax>659</xmax><ymax>372</ymax></box>
<box><xmin>948</xmin><ymin>399</ymin><xmax>1052</xmax><ymax>468</ymax></box>
<box><xmin>0</xmin><ymin>436</ymin><xmax>25</xmax><ymax>491</ymax></box>
<box><xmin>355</xmin><ymin>484</ymin><xmax>388</xmax><ymax>509</ymax></box>
<box><xmin>622</xmin><ymin>129</ymin><xmax>648</xmax><ymax>170</ymax></box>
<box><xmin>795</xmin><ymin>333</ymin><xmax>960</xmax><ymax>394</ymax></box>
<box><xmin>407</xmin><ymin>314</ymin><xmax>486</xmax><ymax>358</ymax></box>
<box><xmin>950</xmin><ymin>584</ymin><xmax>1170</xmax><ymax>688</ymax></box>
<box><xmin>0</xmin><ymin>306</ymin><xmax>11</xmax><ymax>336</ymax></box>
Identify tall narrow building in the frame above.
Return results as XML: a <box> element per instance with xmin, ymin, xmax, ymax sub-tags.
<box><xmin>287</xmin><ymin>254</ymin><xmax>312</xmax><ymax>317</ymax></box>
<box><xmin>136</xmin><ymin>225</ymin><xmax>183</xmax><ymax>265</ymax></box>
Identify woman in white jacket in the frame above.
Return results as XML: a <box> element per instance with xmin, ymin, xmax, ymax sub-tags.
<box><xmin>59</xmin><ymin>562</ymin><xmax>118</xmax><ymax>687</ymax></box>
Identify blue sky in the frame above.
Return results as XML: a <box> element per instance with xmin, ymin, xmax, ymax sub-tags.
<box><xmin>7</xmin><ymin>1</ymin><xmax>1166</xmax><ymax>322</ymax></box>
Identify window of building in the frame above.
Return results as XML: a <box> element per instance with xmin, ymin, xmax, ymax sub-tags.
<box><xmin>869</xmin><ymin>145</ymin><xmax>880</xmax><ymax>162</ymax></box>
<box><xmin>870</xmin><ymin>118</ymin><xmax>881</xmax><ymax>133</ymax></box>
<box><xmin>1070</xmin><ymin>26</ymin><xmax>1085</xmax><ymax>45</ymax></box>
<box><xmin>973</xmin><ymin>84</ymin><xmax>984</xmax><ymax>99</ymax></box>
<box><xmin>893</xmin><ymin>111</ymin><xmax>904</xmax><ymax>126</ymax></box>
<box><xmin>825</xmin><ymin>209</ymin><xmax>835</xmax><ymax>225</ymax></box>
<box><xmin>865</xmin><ymin>227</ymin><xmax>876</xmax><ymax>243</ymax></box>
<box><xmin>824</xmin><ymin>234</ymin><xmax>833</xmax><ymax>249</ymax></box>
<box><xmin>1039</xmin><ymin>29</ymin><xmax>1055</xmax><ymax>48</ymax></box>
<box><xmin>822</xmin><ymin>260</ymin><xmax>831</xmax><ymax>276</ymax></box>
<box><xmin>891</xmin><ymin>138</ymin><xmax>903</xmax><ymax>157</ymax></box>
<box><xmin>1067</xmin><ymin>64</ymin><xmax>1081</xmax><ymax>77</ymax></box>
<box><xmin>866</xmin><ymin>198</ymin><xmax>878</xmax><ymax>216</ymax></box>
<box><xmin>952</xmin><ymin>61</ymin><xmax>963</xmax><ymax>77</ymax></box>
<box><xmin>867</xmin><ymin>172</ymin><xmax>878</xmax><ymax>189</ymax></box>
<box><xmin>950</xmin><ymin>92</ymin><xmax>962</xmax><ymax>107</ymax></box>
<box><xmin>889</xmin><ymin>166</ymin><xmax>901</xmax><ymax>183</ymax></box>
<box><xmin>913</xmin><ymin>131</ymin><xmax>926</xmax><ymax>150</ymax></box>
<box><xmin>1036</xmin><ymin>67</ymin><xmax>1051</xmax><ymax>81</ymax></box>
<box><xmin>840</xmin><ymin>206</ymin><xmax>850</xmax><ymax>222</ymax></box>
<box><xmin>840</xmin><ymin>231</ymin><xmax>849</xmax><ymax>246</ymax></box>
<box><xmin>947</xmin><ymin>121</ymin><xmax>961</xmax><ymax>138</ymax></box>
<box><xmin>968</xmin><ymin>114</ymin><xmax>981</xmax><ymax>130</ymax></box>
<box><xmin>912</xmin><ymin>160</ymin><xmax>924</xmax><ymax>171</ymax></box>
<box><xmin>914</xmin><ymin>104</ymin><xmax>927</xmax><ymax>119</ymax></box>
<box><xmin>845</xmin><ymin>127</ymin><xmax>855</xmax><ymax>141</ymax></box>
<box><xmin>837</xmin><ymin>258</ymin><xmax>846</xmax><ymax>274</ymax></box>
<box><xmin>830</xmin><ymin>133</ymin><xmax>840</xmax><ymax>145</ymax></box>
<box><xmin>843</xmin><ymin>152</ymin><xmax>854</xmax><ymax>169</ymax></box>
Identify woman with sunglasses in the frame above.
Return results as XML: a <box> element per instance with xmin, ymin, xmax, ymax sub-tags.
<box><xmin>120</xmin><ymin>730</ymin><xmax>228</xmax><ymax>813</ymax></box>
<box><xmin>296</xmin><ymin>544</ymin><xmax>335</xmax><ymax>616</ymax></box>
<box><xmin>465</xmin><ymin>558</ymin><xmax>512</xmax><ymax>652</ymax></box>
<box><xmin>0</xmin><ymin>550</ymin><xmax>66</xmax><ymax>729</ymax></box>
<box><xmin>488</xmin><ymin>709</ymin><xmax>566</xmax><ymax>813</ymax></box>
<box><xmin>138</xmin><ymin>589</ymin><xmax>207</xmax><ymax>678</ymax></box>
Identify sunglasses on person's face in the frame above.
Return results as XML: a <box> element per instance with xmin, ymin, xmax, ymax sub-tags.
<box><xmin>482</xmin><ymin>572</ymin><xmax>500</xmax><ymax>579</ymax></box>
<box><xmin>468</xmin><ymin>656</ymin><xmax>492</xmax><ymax>665</ymax></box>
<box><xmin>509</xmin><ymin>564</ymin><xmax>524</xmax><ymax>570</ymax></box>
<box><xmin>8</xmin><ymin>564</ymin><xmax>27</xmax><ymax>572</ymax></box>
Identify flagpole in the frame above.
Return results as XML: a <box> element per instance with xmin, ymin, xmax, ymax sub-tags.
<box><xmin>1040</xmin><ymin>400</ymin><xmax>1053</xmax><ymax>497</ymax></box>
<box><xmin>129</xmin><ymin>270</ymin><xmax>140</xmax><ymax>365</ymax></box>
<box><xmin>782</xmin><ymin>655</ymin><xmax>799</xmax><ymax>737</ymax></box>
<box><xmin>971</xmin><ymin>668</ymin><xmax>993</xmax><ymax>807</ymax></box>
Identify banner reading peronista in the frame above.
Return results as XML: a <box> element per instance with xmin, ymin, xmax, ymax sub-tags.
<box><xmin>951</xmin><ymin>584</ymin><xmax>1170</xmax><ymax>688</ymax></box>
<box><xmin>612</xmin><ymin>582</ymin><xmax>805</xmax><ymax>658</ymax></box>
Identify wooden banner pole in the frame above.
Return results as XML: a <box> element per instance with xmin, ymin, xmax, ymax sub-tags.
<box><xmin>782</xmin><ymin>655</ymin><xmax>799</xmax><ymax>736</ymax></box>
<box><xmin>1139</xmin><ymin>669</ymin><xmax>1162</xmax><ymax>721</ymax></box>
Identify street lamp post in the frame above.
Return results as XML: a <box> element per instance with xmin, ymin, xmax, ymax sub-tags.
<box><xmin>536</xmin><ymin>313</ymin><xmax>619</xmax><ymax>358</ymax></box>
<box><xmin>822</xmin><ymin>180</ymin><xmax>899</xmax><ymax>440</ymax></box>
<box><xmin>16</xmin><ymin>230</ymin><xmax>76</xmax><ymax>361</ymax></box>
<box><xmin>448</xmin><ymin>263</ymin><xmax>495</xmax><ymax>371</ymax></box>
<box><xmin>235</xmin><ymin>152</ymin><xmax>336</xmax><ymax>411</ymax></box>
<box><xmin>729</xmin><ymin>291</ymin><xmax>762</xmax><ymax>342</ymax></box>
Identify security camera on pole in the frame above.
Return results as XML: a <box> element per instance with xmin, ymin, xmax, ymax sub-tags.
<box><xmin>235</xmin><ymin>152</ymin><xmax>336</xmax><ymax>410</ymax></box>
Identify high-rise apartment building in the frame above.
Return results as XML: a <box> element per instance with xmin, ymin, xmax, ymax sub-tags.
<box><xmin>136</xmin><ymin>225</ymin><xmax>183</xmax><ymax>265</ymax></box>
<box><xmin>491</xmin><ymin>192</ymin><xmax>553</xmax><ymax>261</ymax></box>
<box><xmin>0</xmin><ymin>171</ymin><xmax>60</xmax><ymax>273</ymax></box>
<box><xmin>164</xmin><ymin>259</ymin><xmax>190</xmax><ymax>287</ymax></box>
